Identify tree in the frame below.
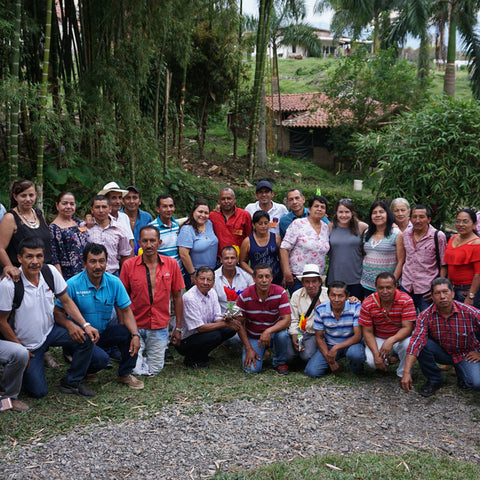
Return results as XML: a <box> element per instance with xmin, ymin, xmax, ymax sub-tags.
<box><xmin>355</xmin><ymin>96</ymin><xmax>480</xmax><ymax>225</ymax></box>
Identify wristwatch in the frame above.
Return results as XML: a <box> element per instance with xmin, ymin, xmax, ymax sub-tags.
<box><xmin>468</xmin><ymin>292</ymin><xmax>475</xmax><ymax>299</ymax></box>
<box><xmin>132</xmin><ymin>333</ymin><xmax>140</xmax><ymax>338</ymax></box>
<box><xmin>81</xmin><ymin>322</ymin><xmax>91</xmax><ymax>330</ymax></box>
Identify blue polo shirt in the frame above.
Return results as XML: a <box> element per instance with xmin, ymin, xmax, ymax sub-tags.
<box><xmin>56</xmin><ymin>270</ymin><xmax>131</xmax><ymax>333</ymax></box>
<box><xmin>279</xmin><ymin>208</ymin><xmax>330</xmax><ymax>239</ymax></box>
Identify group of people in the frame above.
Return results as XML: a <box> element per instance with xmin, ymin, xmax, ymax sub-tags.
<box><xmin>0</xmin><ymin>178</ymin><xmax>479</xmax><ymax>414</ymax></box>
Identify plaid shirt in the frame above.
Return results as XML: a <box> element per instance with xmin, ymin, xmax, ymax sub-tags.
<box><xmin>407</xmin><ymin>300</ymin><xmax>480</xmax><ymax>363</ymax></box>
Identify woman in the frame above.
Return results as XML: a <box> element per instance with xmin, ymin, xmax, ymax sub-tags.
<box><xmin>443</xmin><ymin>208</ymin><xmax>480</xmax><ymax>308</ymax></box>
<box><xmin>327</xmin><ymin>199</ymin><xmax>368</xmax><ymax>300</ymax></box>
<box><xmin>280</xmin><ymin>195</ymin><xmax>330</xmax><ymax>294</ymax></box>
<box><xmin>49</xmin><ymin>192</ymin><xmax>88</xmax><ymax>280</ymax></box>
<box><xmin>361</xmin><ymin>200</ymin><xmax>405</xmax><ymax>295</ymax></box>
<box><xmin>177</xmin><ymin>199</ymin><xmax>218</xmax><ymax>290</ymax></box>
<box><xmin>391</xmin><ymin>197</ymin><xmax>411</xmax><ymax>233</ymax></box>
<box><xmin>0</xmin><ymin>179</ymin><xmax>53</xmax><ymax>279</ymax></box>
<box><xmin>239</xmin><ymin>210</ymin><xmax>282</xmax><ymax>285</ymax></box>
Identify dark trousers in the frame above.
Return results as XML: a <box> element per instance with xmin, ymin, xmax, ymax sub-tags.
<box><xmin>175</xmin><ymin>328</ymin><xmax>235</xmax><ymax>363</ymax></box>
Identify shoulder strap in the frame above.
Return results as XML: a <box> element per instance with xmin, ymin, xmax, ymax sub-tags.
<box><xmin>304</xmin><ymin>288</ymin><xmax>322</xmax><ymax>319</ymax></box>
<box><xmin>434</xmin><ymin>230</ymin><xmax>441</xmax><ymax>276</ymax></box>
<box><xmin>371</xmin><ymin>293</ymin><xmax>394</xmax><ymax>324</ymax></box>
<box><xmin>12</xmin><ymin>277</ymin><xmax>24</xmax><ymax>310</ymax></box>
<box><xmin>41</xmin><ymin>264</ymin><xmax>55</xmax><ymax>293</ymax></box>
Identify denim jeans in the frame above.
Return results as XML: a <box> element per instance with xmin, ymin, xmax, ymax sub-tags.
<box><xmin>418</xmin><ymin>338</ymin><xmax>480</xmax><ymax>389</ymax></box>
<box><xmin>287</xmin><ymin>278</ymin><xmax>303</xmax><ymax>296</ymax></box>
<box><xmin>175</xmin><ymin>327</ymin><xmax>235</xmax><ymax>364</ymax></box>
<box><xmin>134</xmin><ymin>327</ymin><xmax>169</xmax><ymax>375</ymax></box>
<box><xmin>89</xmin><ymin>324</ymin><xmax>137</xmax><ymax>377</ymax></box>
<box><xmin>0</xmin><ymin>340</ymin><xmax>29</xmax><ymax>399</ymax></box>
<box><xmin>399</xmin><ymin>286</ymin><xmax>432</xmax><ymax>313</ymax></box>
<box><xmin>365</xmin><ymin>336</ymin><xmax>411</xmax><ymax>377</ymax></box>
<box><xmin>453</xmin><ymin>285</ymin><xmax>480</xmax><ymax>310</ymax></box>
<box><xmin>286</xmin><ymin>332</ymin><xmax>317</xmax><ymax>363</ymax></box>
<box><xmin>242</xmin><ymin>330</ymin><xmax>289</xmax><ymax>373</ymax></box>
<box><xmin>304</xmin><ymin>343</ymin><xmax>365</xmax><ymax>378</ymax></box>
<box><xmin>23</xmin><ymin>324</ymin><xmax>94</xmax><ymax>398</ymax></box>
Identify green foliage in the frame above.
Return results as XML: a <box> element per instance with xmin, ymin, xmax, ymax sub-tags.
<box><xmin>213</xmin><ymin>451</ymin><xmax>480</xmax><ymax>479</ymax></box>
<box><xmin>355</xmin><ymin>95</ymin><xmax>480</xmax><ymax>225</ymax></box>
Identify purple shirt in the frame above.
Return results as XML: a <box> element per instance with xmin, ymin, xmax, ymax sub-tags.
<box><xmin>182</xmin><ymin>286</ymin><xmax>222</xmax><ymax>339</ymax></box>
<box><xmin>85</xmin><ymin>219</ymin><xmax>132</xmax><ymax>274</ymax></box>
<box><xmin>402</xmin><ymin>225</ymin><xmax>446</xmax><ymax>294</ymax></box>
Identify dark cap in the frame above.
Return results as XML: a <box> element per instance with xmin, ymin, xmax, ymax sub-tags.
<box><xmin>126</xmin><ymin>185</ymin><xmax>141</xmax><ymax>196</ymax></box>
<box><xmin>256</xmin><ymin>180</ymin><xmax>273</xmax><ymax>192</ymax></box>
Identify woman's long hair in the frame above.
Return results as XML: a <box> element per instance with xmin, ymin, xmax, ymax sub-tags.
<box><xmin>183</xmin><ymin>198</ymin><xmax>210</xmax><ymax>233</ymax></box>
<box><xmin>364</xmin><ymin>200</ymin><xmax>395</xmax><ymax>242</ymax></box>
<box><xmin>10</xmin><ymin>179</ymin><xmax>35</xmax><ymax>209</ymax></box>
<box><xmin>332</xmin><ymin>199</ymin><xmax>360</xmax><ymax>236</ymax></box>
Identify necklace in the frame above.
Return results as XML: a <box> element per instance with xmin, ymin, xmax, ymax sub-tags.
<box><xmin>20</xmin><ymin>208</ymin><xmax>39</xmax><ymax>229</ymax></box>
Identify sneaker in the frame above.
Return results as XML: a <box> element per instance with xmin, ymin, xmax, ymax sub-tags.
<box><xmin>117</xmin><ymin>374</ymin><xmax>144</xmax><ymax>390</ymax></box>
<box><xmin>11</xmin><ymin>399</ymin><xmax>30</xmax><ymax>412</ymax></box>
<box><xmin>60</xmin><ymin>382</ymin><xmax>96</xmax><ymax>397</ymax></box>
<box><xmin>274</xmin><ymin>364</ymin><xmax>289</xmax><ymax>375</ymax></box>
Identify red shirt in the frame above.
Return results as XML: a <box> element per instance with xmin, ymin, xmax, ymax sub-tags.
<box><xmin>120</xmin><ymin>254</ymin><xmax>184</xmax><ymax>329</ymax></box>
<box><xmin>408</xmin><ymin>300</ymin><xmax>480</xmax><ymax>363</ymax></box>
<box><xmin>359</xmin><ymin>290</ymin><xmax>417</xmax><ymax>339</ymax></box>
<box><xmin>443</xmin><ymin>236</ymin><xmax>480</xmax><ymax>285</ymax></box>
<box><xmin>209</xmin><ymin>207</ymin><xmax>252</xmax><ymax>255</ymax></box>
<box><xmin>236</xmin><ymin>284</ymin><xmax>291</xmax><ymax>339</ymax></box>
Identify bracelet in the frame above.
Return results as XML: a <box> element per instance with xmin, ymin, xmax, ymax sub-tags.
<box><xmin>81</xmin><ymin>322</ymin><xmax>91</xmax><ymax>330</ymax></box>
<box><xmin>175</xmin><ymin>327</ymin><xmax>182</xmax><ymax>333</ymax></box>
<box><xmin>132</xmin><ymin>333</ymin><xmax>140</xmax><ymax>338</ymax></box>
<box><xmin>189</xmin><ymin>271</ymin><xmax>196</xmax><ymax>276</ymax></box>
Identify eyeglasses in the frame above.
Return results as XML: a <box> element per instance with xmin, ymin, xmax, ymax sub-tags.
<box><xmin>339</xmin><ymin>198</ymin><xmax>352</xmax><ymax>203</ymax></box>
<box><xmin>454</xmin><ymin>219</ymin><xmax>472</xmax><ymax>225</ymax></box>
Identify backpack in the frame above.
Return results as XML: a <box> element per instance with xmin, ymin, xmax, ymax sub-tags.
<box><xmin>7</xmin><ymin>264</ymin><xmax>55</xmax><ymax>333</ymax></box>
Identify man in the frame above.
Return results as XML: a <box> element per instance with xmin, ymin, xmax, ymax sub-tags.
<box><xmin>0</xmin><ymin>340</ymin><xmax>29</xmax><ymax>411</ymax></box>
<box><xmin>213</xmin><ymin>246</ymin><xmax>254</xmax><ymax>315</ymax></box>
<box><xmin>305</xmin><ymin>281</ymin><xmax>365</xmax><ymax>378</ymax></box>
<box><xmin>149</xmin><ymin>194</ymin><xmax>182</xmax><ymax>268</ymax></box>
<box><xmin>244</xmin><ymin>180</ymin><xmax>288</xmax><ymax>235</ymax></box>
<box><xmin>175</xmin><ymin>267</ymin><xmax>239</xmax><ymax>369</ymax></box>
<box><xmin>98</xmin><ymin>181</ymin><xmax>134</xmax><ymax>248</ymax></box>
<box><xmin>120</xmin><ymin>226</ymin><xmax>184</xmax><ymax>375</ymax></box>
<box><xmin>287</xmin><ymin>264</ymin><xmax>328</xmax><ymax>364</ymax></box>
<box><xmin>55</xmin><ymin>243</ymin><xmax>144</xmax><ymax>389</ymax></box>
<box><xmin>359</xmin><ymin>272</ymin><xmax>417</xmax><ymax>378</ymax></box>
<box><xmin>279</xmin><ymin>189</ymin><xmax>330</xmax><ymax>239</ymax></box>
<box><xmin>401</xmin><ymin>204</ymin><xmax>447</xmax><ymax>312</ymax></box>
<box><xmin>401</xmin><ymin>278</ymin><xmax>480</xmax><ymax>397</ymax></box>
<box><xmin>210</xmin><ymin>187</ymin><xmax>252</xmax><ymax>256</ymax></box>
<box><xmin>121</xmin><ymin>186</ymin><xmax>153</xmax><ymax>252</ymax></box>
<box><xmin>236</xmin><ymin>263</ymin><xmax>291</xmax><ymax>374</ymax></box>
<box><xmin>86</xmin><ymin>195</ymin><xmax>132</xmax><ymax>275</ymax></box>
<box><xmin>0</xmin><ymin>237</ymin><xmax>96</xmax><ymax>399</ymax></box>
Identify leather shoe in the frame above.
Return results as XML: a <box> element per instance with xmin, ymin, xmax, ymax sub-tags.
<box><xmin>420</xmin><ymin>381</ymin><xmax>442</xmax><ymax>397</ymax></box>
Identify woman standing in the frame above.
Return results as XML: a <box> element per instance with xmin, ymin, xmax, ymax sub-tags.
<box><xmin>443</xmin><ymin>208</ymin><xmax>480</xmax><ymax>308</ymax></box>
<box><xmin>177</xmin><ymin>199</ymin><xmax>218</xmax><ymax>290</ymax></box>
<box><xmin>280</xmin><ymin>195</ymin><xmax>330</xmax><ymax>294</ymax></box>
<box><xmin>49</xmin><ymin>192</ymin><xmax>88</xmax><ymax>280</ymax></box>
<box><xmin>391</xmin><ymin>197</ymin><xmax>411</xmax><ymax>233</ymax></box>
<box><xmin>239</xmin><ymin>210</ymin><xmax>282</xmax><ymax>285</ymax></box>
<box><xmin>0</xmin><ymin>180</ymin><xmax>53</xmax><ymax>279</ymax></box>
<box><xmin>327</xmin><ymin>199</ymin><xmax>368</xmax><ymax>299</ymax></box>
<box><xmin>361</xmin><ymin>200</ymin><xmax>405</xmax><ymax>295</ymax></box>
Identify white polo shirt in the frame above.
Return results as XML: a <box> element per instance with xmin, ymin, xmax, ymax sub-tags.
<box><xmin>0</xmin><ymin>265</ymin><xmax>67</xmax><ymax>350</ymax></box>
<box><xmin>244</xmin><ymin>201</ymin><xmax>288</xmax><ymax>235</ymax></box>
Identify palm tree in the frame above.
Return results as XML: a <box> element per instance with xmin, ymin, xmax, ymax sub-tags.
<box><xmin>315</xmin><ymin>0</ymin><xmax>401</xmax><ymax>53</ymax></box>
<box><xmin>443</xmin><ymin>0</ymin><xmax>480</xmax><ymax>98</ymax></box>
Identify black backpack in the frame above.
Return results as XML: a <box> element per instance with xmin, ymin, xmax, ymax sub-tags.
<box><xmin>6</xmin><ymin>264</ymin><xmax>55</xmax><ymax>333</ymax></box>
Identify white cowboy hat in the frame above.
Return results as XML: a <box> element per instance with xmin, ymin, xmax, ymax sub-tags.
<box><xmin>97</xmin><ymin>181</ymin><xmax>129</xmax><ymax>197</ymax></box>
<box><xmin>297</xmin><ymin>264</ymin><xmax>322</xmax><ymax>279</ymax></box>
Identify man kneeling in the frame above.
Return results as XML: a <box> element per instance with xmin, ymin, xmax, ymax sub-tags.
<box><xmin>305</xmin><ymin>281</ymin><xmax>365</xmax><ymax>378</ymax></box>
<box><xmin>175</xmin><ymin>267</ymin><xmax>239</xmax><ymax>369</ymax></box>
<box><xmin>236</xmin><ymin>263</ymin><xmax>291</xmax><ymax>375</ymax></box>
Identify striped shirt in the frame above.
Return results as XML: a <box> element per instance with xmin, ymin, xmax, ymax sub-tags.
<box><xmin>361</xmin><ymin>228</ymin><xmax>399</xmax><ymax>291</ymax></box>
<box><xmin>236</xmin><ymin>284</ymin><xmax>291</xmax><ymax>339</ymax></box>
<box><xmin>149</xmin><ymin>216</ymin><xmax>182</xmax><ymax>269</ymax></box>
<box><xmin>407</xmin><ymin>300</ymin><xmax>480</xmax><ymax>363</ymax></box>
<box><xmin>314</xmin><ymin>301</ymin><xmax>361</xmax><ymax>346</ymax></box>
<box><xmin>359</xmin><ymin>290</ymin><xmax>417</xmax><ymax>339</ymax></box>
